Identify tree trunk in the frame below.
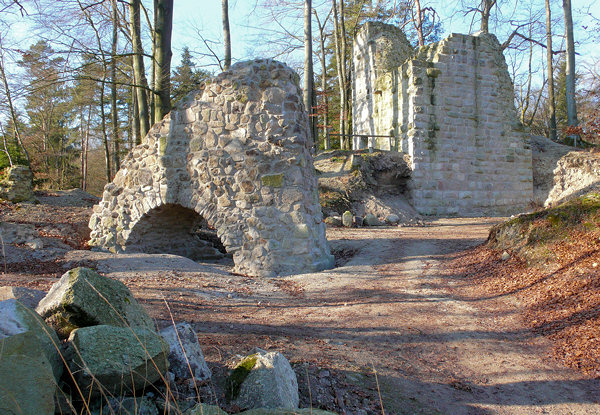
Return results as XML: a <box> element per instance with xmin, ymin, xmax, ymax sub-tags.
<box><xmin>316</xmin><ymin>11</ymin><xmax>330</xmax><ymax>150</ymax></box>
<box><xmin>545</xmin><ymin>0</ymin><xmax>557</xmax><ymax>141</ymax></box>
<box><xmin>304</xmin><ymin>0</ymin><xmax>316</xmax><ymax>147</ymax></box>
<box><xmin>153</xmin><ymin>0</ymin><xmax>173</xmax><ymax>124</ymax></box>
<box><xmin>332</xmin><ymin>0</ymin><xmax>349</xmax><ymax>150</ymax></box>
<box><xmin>0</xmin><ymin>43</ymin><xmax>30</xmax><ymax>165</ymax></box>
<box><xmin>110</xmin><ymin>0</ymin><xmax>120</xmax><ymax>176</ymax></box>
<box><xmin>81</xmin><ymin>103</ymin><xmax>91</xmax><ymax>191</ymax></box>
<box><xmin>130</xmin><ymin>0</ymin><xmax>151</xmax><ymax>138</ymax></box>
<box><xmin>414</xmin><ymin>0</ymin><xmax>424</xmax><ymax>46</ymax></box>
<box><xmin>100</xmin><ymin>78</ymin><xmax>112</xmax><ymax>183</ymax></box>
<box><xmin>562</xmin><ymin>0</ymin><xmax>578</xmax><ymax>145</ymax></box>
<box><xmin>480</xmin><ymin>0</ymin><xmax>496</xmax><ymax>33</ymax></box>
<box><xmin>222</xmin><ymin>0</ymin><xmax>231</xmax><ymax>70</ymax></box>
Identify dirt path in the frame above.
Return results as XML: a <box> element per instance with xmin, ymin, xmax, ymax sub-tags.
<box><xmin>4</xmin><ymin>210</ymin><xmax>600</xmax><ymax>414</ymax></box>
<box><xmin>165</xmin><ymin>218</ymin><xmax>600</xmax><ymax>414</ymax></box>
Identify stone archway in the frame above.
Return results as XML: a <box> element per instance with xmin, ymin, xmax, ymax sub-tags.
<box><xmin>124</xmin><ymin>204</ymin><xmax>226</xmax><ymax>261</ymax></box>
<box><xmin>88</xmin><ymin>59</ymin><xmax>334</xmax><ymax>277</ymax></box>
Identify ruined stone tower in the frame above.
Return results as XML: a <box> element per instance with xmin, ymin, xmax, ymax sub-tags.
<box><xmin>352</xmin><ymin>22</ymin><xmax>533</xmax><ymax>215</ymax></box>
<box><xmin>89</xmin><ymin>59</ymin><xmax>334</xmax><ymax>277</ymax></box>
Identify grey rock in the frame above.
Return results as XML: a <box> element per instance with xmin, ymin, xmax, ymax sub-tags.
<box><xmin>185</xmin><ymin>403</ymin><xmax>228</xmax><ymax>415</ymax></box>
<box><xmin>0</xmin><ymin>165</ymin><xmax>35</xmax><ymax>203</ymax></box>
<box><xmin>68</xmin><ymin>325</ymin><xmax>169</xmax><ymax>398</ymax></box>
<box><xmin>240</xmin><ymin>409</ymin><xmax>338</xmax><ymax>415</ymax></box>
<box><xmin>501</xmin><ymin>251</ymin><xmax>510</xmax><ymax>261</ymax></box>
<box><xmin>229</xmin><ymin>350</ymin><xmax>299</xmax><ymax>410</ymax></box>
<box><xmin>0</xmin><ymin>298</ymin><xmax>63</xmax><ymax>380</ymax></box>
<box><xmin>324</xmin><ymin>216</ymin><xmax>342</xmax><ymax>227</ymax></box>
<box><xmin>93</xmin><ymin>396</ymin><xmax>158</xmax><ymax>415</ymax></box>
<box><xmin>342</xmin><ymin>211</ymin><xmax>353</xmax><ymax>227</ymax></box>
<box><xmin>0</xmin><ymin>286</ymin><xmax>46</xmax><ymax>309</ymax></box>
<box><xmin>386</xmin><ymin>214</ymin><xmax>400</xmax><ymax>224</ymax></box>
<box><xmin>159</xmin><ymin>322</ymin><xmax>212</xmax><ymax>381</ymax></box>
<box><xmin>0</xmin><ymin>346</ymin><xmax>56</xmax><ymax>415</ymax></box>
<box><xmin>36</xmin><ymin>267</ymin><xmax>154</xmax><ymax>338</ymax></box>
<box><xmin>363</xmin><ymin>213</ymin><xmax>383</xmax><ymax>226</ymax></box>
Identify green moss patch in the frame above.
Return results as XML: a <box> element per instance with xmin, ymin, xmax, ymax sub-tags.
<box><xmin>226</xmin><ymin>354</ymin><xmax>258</xmax><ymax>401</ymax></box>
<box><xmin>261</xmin><ymin>173</ymin><xmax>284</xmax><ymax>187</ymax></box>
<box><xmin>488</xmin><ymin>192</ymin><xmax>600</xmax><ymax>262</ymax></box>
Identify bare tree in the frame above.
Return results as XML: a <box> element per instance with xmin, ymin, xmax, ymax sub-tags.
<box><xmin>545</xmin><ymin>0</ymin><xmax>557</xmax><ymax>141</ymax></box>
<box><xmin>129</xmin><ymin>0</ymin><xmax>150</xmax><ymax>140</ymax></box>
<box><xmin>304</xmin><ymin>0</ymin><xmax>316</xmax><ymax>143</ymax></box>
<box><xmin>110</xmin><ymin>0</ymin><xmax>120</xmax><ymax>176</ymax></box>
<box><xmin>222</xmin><ymin>0</ymin><xmax>231</xmax><ymax>70</ymax></box>
<box><xmin>332</xmin><ymin>0</ymin><xmax>349</xmax><ymax>149</ymax></box>
<box><xmin>153</xmin><ymin>0</ymin><xmax>173</xmax><ymax>124</ymax></box>
<box><xmin>562</xmin><ymin>0</ymin><xmax>578</xmax><ymax>144</ymax></box>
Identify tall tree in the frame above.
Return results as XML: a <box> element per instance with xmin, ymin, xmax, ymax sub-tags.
<box><xmin>110</xmin><ymin>0</ymin><xmax>120</xmax><ymax>176</ymax></box>
<box><xmin>480</xmin><ymin>0</ymin><xmax>497</xmax><ymax>33</ymax></box>
<box><xmin>332</xmin><ymin>0</ymin><xmax>350</xmax><ymax>149</ymax></box>
<box><xmin>222</xmin><ymin>0</ymin><xmax>231</xmax><ymax>70</ymax></box>
<box><xmin>153</xmin><ymin>0</ymin><xmax>173</xmax><ymax>123</ymax></box>
<box><xmin>304</xmin><ymin>0</ymin><xmax>316</xmax><ymax>144</ymax></box>
<box><xmin>171</xmin><ymin>47</ymin><xmax>210</xmax><ymax>103</ymax></box>
<box><xmin>562</xmin><ymin>0</ymin><xmax>578</xmax><ymax>145</ymax></box>
<box><xmin>129</xmin><ymin>0</ymin><xmax>150</xmax><ymax>141</ymax></box>
<box><xmin>545</xmin><ymin>0</ymin><xmax>557</xmax><ymax>141</ymax></box>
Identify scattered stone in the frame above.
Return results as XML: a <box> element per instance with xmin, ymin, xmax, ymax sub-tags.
<box><xmin>324</xmin><ymin>216</ymin><xmax>342</xmax><ymax>227</ymax></box>
<box><xmin>386</xmin><ymin>214</ymin><xmax>400</xmax><ymax>224</ymax></box>
<box><xmin>0</xmin><ymin>299</ymin><xmax>63</xmax><ymax>380</ymax></box>
<box><xmin>0</xmin><ymin>350</ymin><xmax>56</xmax><ymax>415</ymax></box>
<box><xmin>228</xmin><ymin>350</ymin><xmax>299</xmax><ymax>410</ymax></box>
<box><xmin>501</xmin><ymin>251</ymin><xmax>510</xmax><ymax>261</ymax></box>
<box><xmin>354</xmin><ymin>216</ymin><xmax>364</xmax><ymax>227</ymax></box>
<box><xmin>342</xmin><ymin>211</ymin><xmax>353</xmax><ymax>227</ymax></box>
<box><xmin>239</xmin><ymin>409</ymin><xmax>338</xmax><ymax>415</ymax></box>
<box><xmin>0</xmin><ymin>165</ymin><xmax>35</xmax><ymax>203</ymax></box>
<box><xmin>36</xmin><ymin>267</ymin><xmax>154</xmax><ymax>338</ymax></box>
<box><xmin>68</xmin><ymin>324</ymin><xmax>169</xmax><ymax>397</ymax></box>
<box><xmin>363</xmin><ymin>213</ymin><xmax>383</xmax><ymax>226</ymax></box>
<box><xmin>93</xmin><ymin>396</ymin><xmax>158</xmax><ymax>415</ymax></box>
<box><xmin>159</xmin><ymin>322</ymin><xmax>212</xmax><ymax>381</ymax></box>
<box><xmin>185</xmin><ymin>403</ymin><xmax>228</xmax><ymax>415</ymax></box>
<box><xmin>0</xmin><ymin>286</ymin><xmax>46</xmax><ymax>309</ymax></box>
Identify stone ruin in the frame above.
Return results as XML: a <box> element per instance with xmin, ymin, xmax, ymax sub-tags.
<box><xmin>89</xmin><ymin>59</ymin><xmax>334</xmax><ymax>277</ymax></box>
<box><xmin>353</xmin><ymin>22</ymin><xmax>533</xmax><ymax>215</ymax></box>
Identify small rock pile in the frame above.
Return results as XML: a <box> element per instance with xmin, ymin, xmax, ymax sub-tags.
<box><xmin>0</xmin><ymin>165</ymin><xmax>35</xmax><ymax>203</ymax></box>
<box><xmin>0</xmin><ymin>268</ymin><xmax>337</xmax><ymax>415</ymax></box>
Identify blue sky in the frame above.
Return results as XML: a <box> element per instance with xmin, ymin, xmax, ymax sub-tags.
<box><xmin>172</xmin><ymin>0</ymin><xmax>600</xmax><ymax>76</ymax></box>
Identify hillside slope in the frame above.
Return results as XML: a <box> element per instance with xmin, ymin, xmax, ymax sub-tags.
<box><xmin>446</xmin><ymin>192</ymin><xmax>600</xmax><ymax>376</ymax></box>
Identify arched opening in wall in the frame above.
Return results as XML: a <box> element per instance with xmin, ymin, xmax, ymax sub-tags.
<box><xmin>125</xmin><ymin>204</ymin><xmax>230</xmax><ymax>263</ymax></box>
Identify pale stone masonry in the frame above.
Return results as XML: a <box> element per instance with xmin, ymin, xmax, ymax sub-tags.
<box><xmin>89</xmin><ymin>60</ymin><xmax>334</xmax><ymax>277</ymax></box>
<box><xmin>353</xmin><ymin>22</ymin><xmax>533</xmax><ymax>215</ymax></box>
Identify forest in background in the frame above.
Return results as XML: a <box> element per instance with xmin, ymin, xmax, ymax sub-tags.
<box><xmin>0</xmin><ymin>0</ymin><xmax>598</xmax><ymax>196</ymax></box>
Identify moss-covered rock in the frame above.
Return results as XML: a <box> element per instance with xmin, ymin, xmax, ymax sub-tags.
<box><xmin>239</xmin><ymin>409</ymin><xmax>338</xmax><ymax>415</ymax></box>
<box><xmin>0</xmin><ymin>299</ymin><xmax>63</xmax><ymax>381</ymax></box>
<box><xmin>0</xmin><ymin>165</ymin><xmax>35</xmax><ymax>203</ymax></box>
<box><xmin>0</xmin><ymin>350</ymin><xmax>56</xmax><ymax>415</ymax></box>
<box><xmin>36</xmin><ymin>267</ymin><xmax>154</xmax><ymax>338</ymax></box>
<box><xmin>185</xmin><ymin>403</ymin><xmax>228</xmax><ymax>415</ymax></box>
<box><xmin>227</xmin><ymin>350</ymin><xmax>299</xmax><ymax>411</ymax></box>
<box><xmin>68</xmin><ymin>325</ymin><xmax>169</xmax><ymax>397</ymax></box>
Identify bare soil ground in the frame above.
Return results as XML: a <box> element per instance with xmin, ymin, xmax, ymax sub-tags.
<box><xmin>2</xmin><ymin>194</ymin><xmax>600</xmax><ymax>414</ymax></box>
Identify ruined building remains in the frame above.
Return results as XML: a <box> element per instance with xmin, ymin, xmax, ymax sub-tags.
<box><xmin>353</xmin><ymin>22</ymin><xmax>533</xmax><ymax>215</ymax></box>
<box><xmin>89</xmin><ymin>60</ymin><xmax>334</xmax><ymax>277</ymax></box>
